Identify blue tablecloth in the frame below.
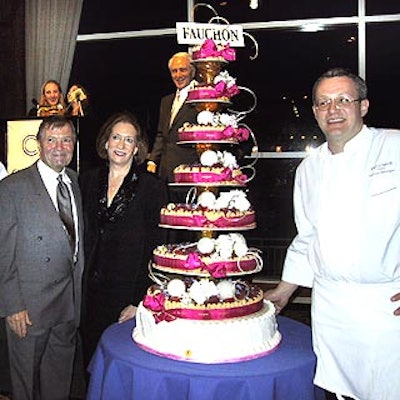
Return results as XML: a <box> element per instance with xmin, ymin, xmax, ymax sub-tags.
<box><xmin>87</xmin><ymin>316</ymin><xmax>325</xmax><ymax>400</ymax></box>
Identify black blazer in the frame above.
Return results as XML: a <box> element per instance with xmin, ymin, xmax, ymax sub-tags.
<box><xmin>149</xmin><ymin>93</ymin><xmax>198</xmax><ymax>182</ymax></box>
<box><xmin>80</xmin><ymin>165</ymin><xmax>168</xmax><ymax>308</ymax></box>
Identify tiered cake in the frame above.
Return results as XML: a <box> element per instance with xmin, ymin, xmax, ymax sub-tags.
<box><xmin>133</xmin><ymin>38</ymin><xmax>281</xmax><ymax>363</ymax></box>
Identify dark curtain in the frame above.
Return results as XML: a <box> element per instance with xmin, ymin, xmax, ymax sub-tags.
<box><xmin>0</xmin><ymin>0</ymin><xmax>26</xmax><ymax>162</ymax></box>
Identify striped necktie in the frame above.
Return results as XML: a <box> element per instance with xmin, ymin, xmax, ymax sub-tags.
<box><xmin>57</xmin><ymin>174</ymin><xmax>75</xmax><ymax>253</ymax></box>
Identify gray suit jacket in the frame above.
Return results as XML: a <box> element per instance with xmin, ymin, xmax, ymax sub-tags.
<box><xmin>0</xmin><ymin>162</ymin><xmax>84</xmax><ymax>329</ymax></box>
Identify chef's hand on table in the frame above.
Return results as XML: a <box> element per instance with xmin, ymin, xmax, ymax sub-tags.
<box><xmin>6</xmin><ymin>310</ymin><xmax>32</xmax><ymax>338</ymax></box>
<box><xmin>264</xmin><ymin>281</ymin><xmax>298</xmax><ymax>315</ymax></box>
<box><xmin>391</xmin><ymin>292</ymin><xmax>400</xmax><ymax>316</ymax></box>
<box><xmin>118</xmin><ymin>304</ymin><xmax>137</xmax><ymax>323</ymax></box>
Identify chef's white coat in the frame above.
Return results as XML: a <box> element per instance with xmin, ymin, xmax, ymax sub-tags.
<box><xmin>282</xmin><ymin>126</ymin><xmax>400</xmax><ymax>400</ymax></box>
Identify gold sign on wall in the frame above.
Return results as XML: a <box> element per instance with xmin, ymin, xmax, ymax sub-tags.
<box><xmin>7</xmin><ymin>119</ymin><xmax>42</xmax><ymax>174</ymax></box>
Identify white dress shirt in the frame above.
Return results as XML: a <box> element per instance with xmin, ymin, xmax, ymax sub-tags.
<box><xmin>0</xmin><ymin>162</ymin><xmax>7</xmax><ymax>180</ymax></box>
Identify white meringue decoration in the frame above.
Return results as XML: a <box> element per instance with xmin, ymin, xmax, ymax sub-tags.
<box><xmin>197</xmin><ymin>191</ymin><xmax>216</xmax><ymax>208</ymax></box>
<box><xmin>219</xmin><ymin>113</ymin><xmax>238</xmax><ymax>127</ymax></box>
<box><xmin>167</xmin><ymin>279</ymin><xmax>186</xmax><ymax>298</ymax></box>
<box><xmin>219</xmin><ymin>245</ymin><xmax>234</xmax><ymax>259</ymax></box>
<box><xmin>188</xmin><ymin>283</ymin><xmax>206</xmax><ymax>305</ymax></box>
<box><xmin>197</xmin><ymin>110</ymin><xmax>214</xmax><ymax>125</ymax></box>
<box><xmin>216</xmin><ymin>280</ymin><xmax>236</xmax><ymax>300</ymax></box>
<box><xmin>221</xmin><ymin>151</ymin><xmax>238</xmax><ymax>169</ymax></box>
<box><xmin>233</xmin><ymin>241</ymin><xmax>249</xmax><ymax>257</ymax></box>
<box><xmin>200</xmin><ymin>150</ymin><xmax>219</xmax><ymax>166</ymax></box>
<box><xmin>215</xmin><ymin>234</ymin><xmax>234</xmax><ymax>258</ymax></box>
<box><xmin>200</xmin><ymin>279</ymin><xmax>219</xmax><ymax>298</ymax></box>
<box><xmin>197</xmin><ymin>237</ymin><xmax>215</xmax><ymax>254</ymax></box>
<box><xmin>233</xmin><ymin>193</ymin><xmax>251</xmax><ymax>212</ymax></box>
<box><xmin>188</xmin><ymin>280</ymin><xmax>218</xmax><ymax>305</ymax></box>
<box><xmin>214</xmin><ymin>191</ymin><xmax>232</xmax><ymax>210</ymax></box>
<box><xmin>214</xmin><ymin>70</ymin><xmax>237</xmax><ymax>88</ymax></box>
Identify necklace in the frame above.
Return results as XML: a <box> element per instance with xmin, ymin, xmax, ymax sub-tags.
<box><xmin>107</xmin><ymin>175</ymin><xmax>125</xmax><ymax>205</ymax></box>
<box><xmin>97</xmin><ymin>165</ymin><xmax>139</xmax><ymax>223</ymax></box>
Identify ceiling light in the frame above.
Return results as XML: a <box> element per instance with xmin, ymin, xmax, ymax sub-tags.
<box><xmin>300</xmin><ymin>23</ymin><xmax>324</xmax><ymax>32</ymax></box>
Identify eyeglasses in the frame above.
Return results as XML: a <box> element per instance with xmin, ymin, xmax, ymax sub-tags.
<box><xmin>314</xmin><ymin>95</ymin><xmax>362</xmax><ymax>111</ymax></box>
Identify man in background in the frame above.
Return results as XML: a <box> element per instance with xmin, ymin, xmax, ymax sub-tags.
<box><xmin>266</xmin><ymin>68</ymin><xmax>400</xmax><ymax>400</ymax></box>
<box><xmin>0</xmin><ymin>162</ymin><xmax>10</xmax><ymax>400</ymax></box>
<box><xmin>0</xmin><ymin>116</ymin><xmax>84</xmax><ymax>400</ymax></box>
<box><xmin>147</xmin><ymin>52</ymin><xmax>198</xmax><ymax>184</ymax></box>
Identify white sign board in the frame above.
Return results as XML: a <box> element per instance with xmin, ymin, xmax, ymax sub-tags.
<box><xmin>176</xmin><ymin>22</ymin><xmax>244</xmax><ymax>47</ymax></box>
<box><xmin>7</xmin><ymin>119</ymin><xmax>42</xmax><ymax>173</ymax></box>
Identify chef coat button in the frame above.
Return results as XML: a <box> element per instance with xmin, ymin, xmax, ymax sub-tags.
<box><xmin>37</xmin><ymin>236</ymin><xmax>43</xmax><ymax>241</ymax></box>
<box><xmin>45</xmin><ymin>257</ymin><xmax>50</xmax><ymax>262</ymax></box>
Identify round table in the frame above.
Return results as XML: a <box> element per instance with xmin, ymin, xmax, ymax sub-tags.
<box><xmin>87</xmin><ymin>316</ymin><xmax>325</xmax><ymax>400</ymax></box>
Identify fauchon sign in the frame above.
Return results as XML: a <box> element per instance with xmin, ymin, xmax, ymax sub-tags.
<box><xmin>176</xmin><ymin>22</ymin><xmax>244</xmax><ymax>47</ymax></box>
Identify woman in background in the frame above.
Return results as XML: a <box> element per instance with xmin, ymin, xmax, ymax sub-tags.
<box><xmin>28</xmin><ymin>80</ymin><xmax>90</xmax><ymax>117</ymax></box>
<box><xmin>28</xmin><ymin>79</ymin><xmax>67</xmax><ymax>117</ymax></box>
<box><xmin>79</xmin><ymin>111</ymin><xmax>167</xmax><ymax>367</ymax></box>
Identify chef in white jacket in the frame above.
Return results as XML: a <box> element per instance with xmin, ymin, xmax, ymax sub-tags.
<box><xmin>266</xmin><ymin>67</ymin><xmax>400</xmax><ymax>400</ymax></box>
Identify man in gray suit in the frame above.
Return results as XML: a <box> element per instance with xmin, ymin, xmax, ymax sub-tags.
<box><xmin>0</xmin><ymin>116</ymin><xmax>84</xmax><ymax>400</ymax></box>
<box><xmin>147</xmin><ymin>51</ymin><xmax>199</xmax><ymax>184</ymax></box>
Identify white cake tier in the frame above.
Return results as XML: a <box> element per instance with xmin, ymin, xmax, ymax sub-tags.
<box><xmin>133</xmin><ymin>300</ymin><xmax>281</xmax><ymax>364</ymax></box>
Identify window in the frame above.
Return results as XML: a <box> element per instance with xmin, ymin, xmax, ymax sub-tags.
<box><xmin>194</xmin><ymin>0</ymin><xmax>358</xmax><ymax>22</ymax></box>
<box><xmin>71</xmin><ymin>1</ymin><xmax>400</xmax><ymax>277</ymax></box>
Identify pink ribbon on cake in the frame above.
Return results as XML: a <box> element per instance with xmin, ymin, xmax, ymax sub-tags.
<box><xmin>184</xmin><ymin>253</ymin><xmax>227</xmax><ymax>278</ymax></box>
<box><xmin>155</xmin><ymin>254</ymin><xmax>256</xmax><ymax>278</ymax></box>
<box><xmin>214</xmin><ymin>81</ymin><xmax>240</xmax><ymax>99</ymax></box>
<box><xmin>143</xmin><ymin>293</ymin><xmax>176</xmax><ymax>323</ymax></box>
<box><xmin>178</xmin><ymin>127</ymin><xmax>249</xmax><ymax>142</ymax></box>
<box><xmin>143</xmin><ymin>293</ymin><xmax>165</xmax><ymax>312</ymax></box>
<box><xmin>222</xmin><ymin>126</ymin><xmax>250</xmax><ymax>141</ymax></box>
<box><xmin>192</xmin><ymin>215</ymin><xmax>208</xmax><ymax>226</ymax></box>
<box><xmin>184</xmin><ymin>253</ymin><xmax>204</xmax><ymax>270</ymax></box>
<box><xmin>214</xmin><ymin>214</ymin><xmax>254</xmax><ymax>228</ymax></box>
<box><xmin>160</xmin><ymin>212</ymin><xmax>255</xmax><ymax>228</ymax></box>
<box><xmin>206</xmin><ymin>263</ymin><xmax>228</xmax><ymax>278</ymax></box>
<box><xmin>204</xmin><ymin>259</ymin><xmax>257</xmax><ymax>276</ymax></box>
<box><xmin>234</xmin><ymin>171</ymin><xmax>248</xmax><ymax>184</ymax></box>
<box><xmin>175</xmin><ymin>168</ymin><xmax>247</xmax><ymax>184</ymax></box>
<box><xmin>185</xmin><ymin>213</ymin><xmax>255</xmax><ymax>228</ymax></box>
<box><xmin>167</xmin><ymin>300</ymin><xmax>263</xmax><ymax>320</ymax></box>
<box><xmin>195</xmin><ymin>39</ymin><xmax>236</xmax><ymax>61</ymax></box>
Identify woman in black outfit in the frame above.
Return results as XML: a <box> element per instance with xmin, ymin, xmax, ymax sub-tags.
<box><xmin>79</xmin><ymin>111</ymin><xmax>167</xmax><ymax>367</ymax></box>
